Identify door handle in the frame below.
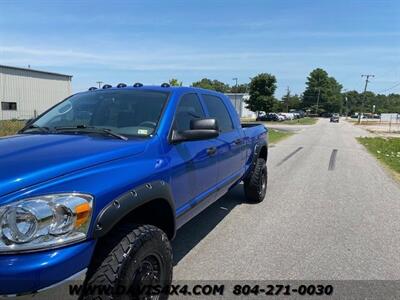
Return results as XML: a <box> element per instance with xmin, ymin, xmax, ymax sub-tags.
<box><xmin>207</xmin><ymin>147</ymin><xmax>217</xmax><ymax>155</ymax></box>
<box><xmin>234</xmin><ymin>139</ymin><xmax>242</xmax><ymax>145</ymax></box>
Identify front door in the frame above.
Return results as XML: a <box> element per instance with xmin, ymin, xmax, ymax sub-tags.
<box><xmin>168</xmin><ymin>93</ymin><xmax>218</xmax><ymax>214</ymax></box>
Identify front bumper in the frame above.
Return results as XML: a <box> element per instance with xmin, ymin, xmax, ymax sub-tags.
<box><xmin>0</xmin><ymin>241</ymin><xmax>96</xmax><ymax>296</ymax></box>
<box><xmin>1</xmin><ymin>268</ymin><xmax>87</xmax><ymax>300</ymax></box>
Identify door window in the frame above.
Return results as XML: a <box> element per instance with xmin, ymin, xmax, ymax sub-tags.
<box><xmin>174</xmin><ymin>93</ymin><xmax>205</xmax><ymax>132</ymax></box>
<box><xmin>202</xmin><ymin>95</ymin><xmax>234</xmax><ymax>132</ymax></box>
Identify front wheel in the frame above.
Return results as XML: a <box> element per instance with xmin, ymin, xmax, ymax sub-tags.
<box><xmin>83</xmin><ymin>224</ymin><xmax>173</xmax><ymax>300</ymax></box>
<box><xmin>244</xmin><ymin>158</ymin><xmax>268</xmax><ymax>203</ymax></box>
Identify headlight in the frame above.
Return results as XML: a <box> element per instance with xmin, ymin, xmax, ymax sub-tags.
<box><xmin>0</xmin><ymin>193</ymin><xmax>93</xmax><ymax>253</ymax></box>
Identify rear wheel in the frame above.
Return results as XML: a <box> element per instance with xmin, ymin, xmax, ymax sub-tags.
<box><xmin>244</xmin><ymin>158</ymin><xmax>267</xmax><ymax>203</ymax></box>
<box><xmin>83</xmin><ymin>224</ymin><xmax>172</xmax><ymax>300</ymax></box>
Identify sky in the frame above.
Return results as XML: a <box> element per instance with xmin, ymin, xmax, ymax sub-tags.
<box><xmin>0</xmin><ymin>0</ymin><xmax>399</xmax><ymax>97</ymax></box>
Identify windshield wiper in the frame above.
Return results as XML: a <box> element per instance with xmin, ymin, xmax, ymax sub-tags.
<box><xmin>19</xmin><ymin>124</ymin><xmax>51</xmax><ymax>134</ymax></box>
<box><xmin>54</xmin><ymin>125</ymin><xmax>128</xmax><ymax>141</ymax></box>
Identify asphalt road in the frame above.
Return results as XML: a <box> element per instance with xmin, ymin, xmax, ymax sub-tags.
<box><xmin>172</xmin><ymin>118</ymin><xmax>400</xmax><ymax>280</ymax></box>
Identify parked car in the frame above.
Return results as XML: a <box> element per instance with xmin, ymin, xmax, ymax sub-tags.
<box><xmin>279</xmin><ymin>112</ymin><xmax>295</xmax><ymax>120</ymax></box>
<box><xmin>290</xmin><ymin>109</ymin><xmax>305</xmax><ymax>118</ymax></box>
<box><xmin>330</xmin><ymin>113</ymin><xmax>340</xmax><ymax>122</ymax></box>
<box><xmin>321</xmin><ymin>112</ymin><xmax>333</xmax><ymax>118</ymax></box>
<box><xmin>0</xmin><ymin>84</ymin><xmax>268</xmax><ymax>298</ymax></box>
<box><xmin>373</xmin><ymin>114</ymin><xmax>381</xmax><ymax>119</ymax></box>
<box><xmin>257</xmin><ymin>113</ymin><xmax>279</xmax><ymax>121</ymax></box>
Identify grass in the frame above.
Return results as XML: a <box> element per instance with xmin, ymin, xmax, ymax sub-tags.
<box><xmin>357</xmin><ymin>137</ymin><xmax>400</xmax><ymax>177</ymax></box>
<box><xmin>264</xmin><ymin>117</ymin><xmax>318</xmax><ymax>125</ymax></box>
<box><xmin>269</xmin><ymin>129</ymin><xmax>294</xmax><ymax>144</ymax></box>
<box><xmin>0</xmin><ymin>120</ymin><xmax>24</xmax><ymax>137</ymax></box>
<box><xmin>242</xmin><ymin>117</ymin><xmax>318</xmax><ymax>125</ymax></box>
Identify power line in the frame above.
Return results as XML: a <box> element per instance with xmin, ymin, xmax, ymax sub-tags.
<box><xmin>377</xmin><ymin>81</ymin><xmax>400</xmax><ymax>93</ymax></box>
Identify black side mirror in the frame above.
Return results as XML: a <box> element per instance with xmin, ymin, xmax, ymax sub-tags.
<box><xmin>171</xmin><ymin>118</ymin><xmax>219</xmax><ymax>143</ymax></box>
<box><xmin>190</xmin><ymin>118</ymin><xmax>219</xmax><ymax>131</ymax></box>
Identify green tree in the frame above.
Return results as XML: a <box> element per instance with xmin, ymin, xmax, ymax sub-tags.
<box><xmin>191</xmin><ymin>78</ymin><xmax>229</xmax><ymax>92</ymax></box>
<box><xmin>169</xmin><ymin>78</ymin><xmax>182</xmax><ymax>86</ymax></box>
<box><xmin>288</xmin><ymin>94</ymin><xmax>302</xmax><ymax>110</ymax></box>
<box><xmin>246</xmin><ymin>73</ymin><xmax>277</xmax><ymax>115</ymax></box>
<box><xmin>302</xmin><ymin>68</ymin><xmax>342</xmax><ymax>114</ymax></box>
<box><xmin>343</xmin><ymin>91</ymin><xmax>400</xmax><ymax>115</ymax></box>
<box><xmin>324</xmin><ymin>77</ymin><xmax>343</xmax><ymax>113</ymax></box>
<box><xmin>230</xmin><ymin>83</ymin><xmax>248</xmax><ymax>93</ymax></box>
<box><xmin>343</xmin><ymin>90</ymin><xmax>361</xmax><ymax>115</ymax></box>
<box><xmin>272</xmin><ymin>100</ymin><xmax>285</xmax><ymax>112</ymax></box>
<box><xmin>281</xmin><ymin>89</ymin><xmax>302</xmax><ymax>112</ymax></box>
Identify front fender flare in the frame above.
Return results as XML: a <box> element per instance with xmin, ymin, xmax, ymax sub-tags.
<box><xmin>92</xmin><ymin>180</ymin><xmax>176</xmax><ymax>239</ymax></box>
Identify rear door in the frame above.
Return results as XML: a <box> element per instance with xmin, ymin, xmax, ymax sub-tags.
<box><xmin>201</xmin><ymin>94</ymin><xmax>244</xmax><ymax>184</ymax></box>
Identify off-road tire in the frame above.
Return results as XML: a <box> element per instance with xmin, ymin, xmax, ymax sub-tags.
<box><xmin>83</xmin><ymin>224</ymin><xmax>173</xmax><ymax>300</ymax></box>
<box><xmin>244</xmin><ymin>158</ymin><xmax>267</xmax><ymax>203</ymax></box>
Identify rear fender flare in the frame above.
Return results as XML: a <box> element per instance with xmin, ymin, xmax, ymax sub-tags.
<box><xmin>245</xmin><ymin>140</ymin><xmax>267</xmax><ymax>180</ymax></box>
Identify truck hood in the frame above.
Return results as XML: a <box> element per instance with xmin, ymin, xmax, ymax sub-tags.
<box><xmin>0</xmin><ymin>134</ymin><xmax>148</xmax><ymax>197</ymax></box>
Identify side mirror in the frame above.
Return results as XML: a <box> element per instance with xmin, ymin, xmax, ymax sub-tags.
<box><xmin>171</xmin><ymin>118</ymin><xmax>219</xmax><ymax>143</ymax></box>
<box><xmin>190</xmin><ymin>118</ymin><xmax>219</xmax><ymax>131</ymax></box>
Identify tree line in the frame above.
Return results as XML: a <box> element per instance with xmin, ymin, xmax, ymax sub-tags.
<box><xmin>168</xmin><ymin>68</ymin><xmax>400</xmax><ymax>115</ymax></box>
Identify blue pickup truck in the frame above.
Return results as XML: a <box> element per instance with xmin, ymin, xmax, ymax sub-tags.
<box><xmin>0</xmin><ymin>84</ymin><xmax>268</xmax><ymax>298</ymax></box>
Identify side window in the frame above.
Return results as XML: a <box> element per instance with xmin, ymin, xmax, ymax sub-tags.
<box><xmin>202</xmin><ymin>94</ymin><xmax>234</xmax><ymax>132</ymax></box>
<box><xmin>174</xmin><ymin>93</ymin><xmax>205</xmax><ymax>132</ymax></box>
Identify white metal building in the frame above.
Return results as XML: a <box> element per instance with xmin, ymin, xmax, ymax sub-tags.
<box><xmin>225</xmin><ymin>93</ymin><xmax>257</xmax><ymax>119</ymax></box>
<box><xmin>0</xmin><ymin>65</ymin><xmax>72</xmax><ymax>120</ymax></box>
<box><xmin>380</xmin><ymin>113</ymin><xmax>399</xmax><ymax>122</ymax></box>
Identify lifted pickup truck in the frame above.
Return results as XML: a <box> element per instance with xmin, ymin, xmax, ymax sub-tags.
<box><xmin>0</xmin><ymin>84</ymin><xmax>267</xmax><ymax>298</ymax></box>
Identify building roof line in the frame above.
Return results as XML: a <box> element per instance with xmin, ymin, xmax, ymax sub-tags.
<box><xmin>0</xmin><ymin>64</ymin><xmax>72</xmax><ymax>78</ymax></box>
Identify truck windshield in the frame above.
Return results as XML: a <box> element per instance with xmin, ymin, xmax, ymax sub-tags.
<box><xmin>30</xmin><ymin>89</ymin><xmax>169</xmax><ymax>137</ymax></box>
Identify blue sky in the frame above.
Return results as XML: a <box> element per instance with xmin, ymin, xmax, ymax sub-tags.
<box><xmin>0</xmin><ymin>0</ymin><xmax>399</xmax><ymax>97</ymax></box>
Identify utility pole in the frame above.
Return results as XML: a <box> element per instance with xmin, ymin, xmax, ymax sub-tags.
<box><xmin>96</xmin><ymin>81</ymin><xmax>103</xmax><ymax>89</ymax></box>
<box><xmin>358</xmin><ymin>74</ymin><xmax>374</xmax><ymax>124</ymax></box>
<box><xmin>342</xmin><ymin>89</ymin><xmax>347</xmax><ymax>118</ymax></box>
<box><xmin>316</xmin><ymin>87</ymin><xmax>321</xmax><ymax>116</ymax></box>
<box><xmin>232</xmin><ymin>77</ymin><xmax>238</xmax><ymax>90</ymax></box>
<box><xmin>285</xmin><ymin>86</ymin><xmax>290</xmax><ymax>113</ymax></box>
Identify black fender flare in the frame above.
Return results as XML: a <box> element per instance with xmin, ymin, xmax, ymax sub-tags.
<box><xmin>92</xmin><ymin>180</ymin><xmax>176</xmax><ymax>239</ymax></box>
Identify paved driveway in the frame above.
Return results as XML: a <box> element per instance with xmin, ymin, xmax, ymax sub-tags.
<box><xmin>173</xmin><ymin>118</ymin><xmax>400</xmax><ymax>280</ymax></box>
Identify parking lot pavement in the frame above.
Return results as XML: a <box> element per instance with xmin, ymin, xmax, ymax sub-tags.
<box><xmin>172</xmin><ymin>118</ymin><xmax>400</xmax><ymax>280</ymax></box>
<box><xmin>264</xmin><ymin>124</ymin><xmax>311</xmax><ymax>132</ymax></box>
<box><xmin>260</xmin><ymin>120</ymin><xmax>318</xmax><ymax>132</ymax></box>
